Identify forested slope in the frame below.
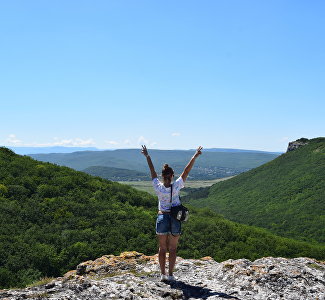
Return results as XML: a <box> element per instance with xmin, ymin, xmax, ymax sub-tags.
<box><xmin>186</xmin><ymin>138</ymin><xmax>325</xmax><ymax>243</ymax></box>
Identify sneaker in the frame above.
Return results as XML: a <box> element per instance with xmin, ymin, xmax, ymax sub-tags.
<box><xmin>168</xmin><ymin>275</ymin><xmax>176</xmax><ymax>282</ymax></box>
<box><xmin>160</xmin><ymin>274</ymin><xmax>168</xmax><ymax>282</ymax></box>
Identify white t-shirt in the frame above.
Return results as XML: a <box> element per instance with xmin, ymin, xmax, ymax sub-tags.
<box><xmin>152</xmin><ymin>176</ymin><xmax>185</xmax><ymax>212</ymax></box>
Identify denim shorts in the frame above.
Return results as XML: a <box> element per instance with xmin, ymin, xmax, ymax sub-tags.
<box><xmin>156</xmin><ymin>213</ymin><xmax>181</xmax><ymax>235</ymax></box>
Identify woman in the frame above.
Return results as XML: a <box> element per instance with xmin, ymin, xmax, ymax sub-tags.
<box><xmin>141</xmin><ymin>145</ymin><xmax>203</xmax><ymax>282</ymax></box>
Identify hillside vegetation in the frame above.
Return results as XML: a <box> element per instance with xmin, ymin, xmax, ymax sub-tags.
<box><xmin>186</xmin><ymin>138</ymin><xmax>325</xmax><ymax>244</ymax></box>
<box><xmin>0</xmin><ymin>147</ymin><xmax>324</xmax><ymax>289</ymax></box>
<box><xmin>29</xmin><ymin>149</ymin><xmax>279</xmax><ymax>180</ymax></box>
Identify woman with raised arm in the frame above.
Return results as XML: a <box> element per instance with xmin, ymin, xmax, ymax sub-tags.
<box><xmin>141</xmin><ymin>145</ymin><xmax>203</xmax><ymax>282</ymax></box>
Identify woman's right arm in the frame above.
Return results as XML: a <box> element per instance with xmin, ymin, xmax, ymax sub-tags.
<box><xmin>181</xmin><ymin>146</ymin><xmax>203</xmax><ymax>182</ymax></box>
<box><xmin>141</xmin><ymin>145</ymin><xmax>158</xmax><ymax>179</ymax></box>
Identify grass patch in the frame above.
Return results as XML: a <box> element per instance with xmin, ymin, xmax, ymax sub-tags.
<box><xmin>193</xmin><ymin>261</ymin><xmax>205</xmax><ymax>266</ymax></box>
<box><xmin>27</xmin><ymin>277</ymin><xmax>55</xmax><ymax>288</ymax></box>
<box><xmin>307</xmin><ymin>263</ymin><xmax>325</xmax><ymax>271</ymax></box>
<box><xmin>26</xmin><ymin>292</ymin><xmax>50</xmax><ymax>298</ymax></box>
<box><xmin>89</xmin><ymin>272</ymin><xmax>122</xmax><ymax>280</ymax></box>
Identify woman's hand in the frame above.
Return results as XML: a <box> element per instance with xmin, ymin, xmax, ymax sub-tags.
<box><xmin>194</xmin><ymin>146</ymin><xmax>203</xmax><ymax>158</ymax></box>
<box><xmin>141</xmin><ymin>145</ymin><xmax>149</xmax><ymax>157</ymax></box>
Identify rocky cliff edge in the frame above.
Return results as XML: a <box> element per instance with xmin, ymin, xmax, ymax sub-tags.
<box><xmin>0</xmin><ymin>251</ymin><xmax>324</xmax><ymax>300</ymax></box>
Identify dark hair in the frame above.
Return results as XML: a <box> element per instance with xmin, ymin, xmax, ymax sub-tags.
<box><xmin>162</xmin><ymin>164</ymin><xmax>174</xmax><ymax>177</ymax></box>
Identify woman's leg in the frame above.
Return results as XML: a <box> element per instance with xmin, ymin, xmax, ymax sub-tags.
<box><xmin>158</xmin><ymin>235</ymin><xmax>168</xmax><ymax>275</ymax></box>
<box><xmin>167</xmin><ymin>234</ymin><xmax>180</xmax><ymax>276</ymax></box>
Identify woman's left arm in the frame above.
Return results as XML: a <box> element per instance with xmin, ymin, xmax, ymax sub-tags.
<box><xmin>181</xmin><ymin>146</ymin><xmax>203</xmax><ymax>182</ymax></box>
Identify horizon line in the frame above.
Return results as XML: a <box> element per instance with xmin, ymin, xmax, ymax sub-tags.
<box><xmin>2</xmin><ymin>145</ymin><xmax>284</xmax><ymax>153</ymax></box>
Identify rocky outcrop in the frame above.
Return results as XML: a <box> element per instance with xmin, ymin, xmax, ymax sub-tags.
<box><xmin>0</xmin><ymin>251</ymin><xmax>324</xmax><ymax>300</ymax></box>
<box><xmin>287</xmin><ymin>138</ymin><xmax>309</xmax><ymax>152</ymax></box>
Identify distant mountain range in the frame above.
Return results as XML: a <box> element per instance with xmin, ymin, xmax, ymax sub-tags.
<box><xmin>5</xmin><ymin>146</ymin><xmax>282</xmax><ymax>155</ymax></box>
<box><xmin>27</xmin><ymin>149</ymin><xmax>280</xmax><ymax>180</ymax></box>
<box><xmin>185</xmin><ymin>137</ymin><xmax>325</xmax><ymax>244</ymax></box>
<box><xmin>200</xmin><ymin>148</ymin><xmax>282</xmax><ymax>154</ymax></box>
<box><xmin>6</xmin><ymin>146</ymin><xmax>101</xmax><ymax>154</ymax></box>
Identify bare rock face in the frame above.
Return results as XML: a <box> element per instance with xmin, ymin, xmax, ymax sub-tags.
<box><xmin>287</xmin><ymin>138</ymin><xmax>309</xmax><ymax>152</ymax></box>
<box><xmin>0</xmin><ymin>251</ymin><xmax>324</xmax><ymax>300</ymax></box>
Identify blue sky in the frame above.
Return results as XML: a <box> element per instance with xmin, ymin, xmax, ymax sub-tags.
<box><xmin>0</xmin><ymin>0</ymin><xmax>324</xmax><ymax>152</ymax></box>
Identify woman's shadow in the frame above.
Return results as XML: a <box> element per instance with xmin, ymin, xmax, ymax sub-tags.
<box><xmin>166</xmin><ymin>280</ymin><xmax>241</xmax><ymax>299</ymax></box>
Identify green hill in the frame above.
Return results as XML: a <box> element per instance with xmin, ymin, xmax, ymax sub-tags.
<box><xmin>82</xmin><ymin>166</ymin><xmax>150</xmax><ymax>181</ymax></box>
<box><xmin>0</xmin><ymin>147</ymin><xmax>324</xmax><ymax>288</ymax></box>
<box><xmin>186</xmin><ymin>138</ymin><xmax>325</xmax><ymax>244</ymax></box>
<box><xmin>29</xmin><ymin>149</ymin><xmax>279</xmax><ymax>180</ymax></box>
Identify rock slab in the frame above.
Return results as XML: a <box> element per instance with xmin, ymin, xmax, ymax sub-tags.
<box><xmin>0</xmin><ymin>251</ymin><xmax>324</xmax><ymax>300</ymax></box>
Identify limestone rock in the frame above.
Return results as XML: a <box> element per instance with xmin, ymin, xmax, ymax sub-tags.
<box><xmin>287</xmin><ymin>138</ymin><xmax>309</xmax><ymax>152</ymax></box>
<box><xmin>0</xmin><ymin>252</ymin><xmax>324</xmax><ymax>299</ymax></box>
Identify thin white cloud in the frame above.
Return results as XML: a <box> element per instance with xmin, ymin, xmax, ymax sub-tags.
<box><xmin>123</xmin><ymin>139</ymin><xmax>132</xmax><ymax>145</ymax></box>
<box><xmin>5</xmin><ymin>134</ymin><xmax>22</xmax><ymax>145</ymax></box>
<box><xmin>3</xmin><ymin>135</ymin><xmax>156</xmax><ymax>149</ymax></box>
<box><xmin>172</xmin><ymin>132</ymin><xmax>181</xmax><ymax>137</ymax></box>
<box><xmin>130</xmin><ymin>136</ymin><xmax>158</xmax><ymax>148</ymax></box>
<box><xmin>49</xmin><ymin>138</ymin><xmax>95</xmax><ymax>147</ymax></box>
<box><xmin>4</xmin><ymin>135</ymin><xmax>95</xmax><ymax>147</ymax></box>
<box><xmin>105</xmin><ymin>140</ymin><xmax>119</xmax><ymax>145</ymax></box>
<box><xmin>138</xmin><ymin>136</ymin><xmax>149</xmax><ymax>145</ymax></box>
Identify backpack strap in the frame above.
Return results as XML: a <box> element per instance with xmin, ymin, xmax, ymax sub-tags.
<box><xmin>169</xmin><ymin>184</ymin><xmax>177</xmax><ymax>236</ymax></box>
